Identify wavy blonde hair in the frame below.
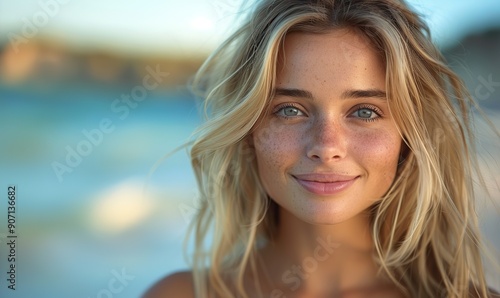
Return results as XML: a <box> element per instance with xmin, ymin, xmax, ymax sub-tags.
<box><xmin>186</xmin><ymin>0</ymin><xmax>498</xmax><ymax>297</ymax></box>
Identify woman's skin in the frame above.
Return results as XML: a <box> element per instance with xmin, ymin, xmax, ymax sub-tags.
<box><xmin>144</xmin><ymin>28</ymin><xmax>405</xmax><ymax>298</ymax></box>
<box><xmin>246</xmin><ymin>28</ymin><xmax>403</xmax><ymax>297</ymax></box>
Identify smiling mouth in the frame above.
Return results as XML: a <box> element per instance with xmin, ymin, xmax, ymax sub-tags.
<box><xmin>292</xmin><ymin>174</ymin><xmax>359</xmax><ymax>195</ymax></box>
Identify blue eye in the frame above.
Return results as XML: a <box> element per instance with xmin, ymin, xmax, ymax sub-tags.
<box><xmin>350</xmin><ymin>106</ymin><xmax>382</xmax><ymax>122</ymax></box>
<box><xmin>354</xmin><ymin>108</ymin><xmax>375</xmax><ymax>118</ymax></box>
<box><xmin>274</xmin><ymin>104</ymin><xmax>305</xmax><ymax>118</ymax></box>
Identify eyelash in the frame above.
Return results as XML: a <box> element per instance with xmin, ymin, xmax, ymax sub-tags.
<box><xmin>272</xmin><ymin>103</ymin><xmax>383</xmax><ymax>122</ymax></box>
<box><xmin>272</xmin><ymin>103</ymin><xmax>305</xmax><ymax>120</ymax></box>
<box><xmin>352</xmin><ymin>104</ymin><xmax>383</xmax><ymax>122</ymax></box>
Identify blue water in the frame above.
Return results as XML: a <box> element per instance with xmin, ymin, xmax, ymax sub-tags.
<box><xmin>0</xmin><ymin>83</ymin><xmax>202</xmax><ymax>297</ymax></box>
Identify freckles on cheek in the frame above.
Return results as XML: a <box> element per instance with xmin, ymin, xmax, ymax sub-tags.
<box><xmin>254</xmin><ymin>124</ymin><xmax>302</xmax><ymax>180</ymax></box>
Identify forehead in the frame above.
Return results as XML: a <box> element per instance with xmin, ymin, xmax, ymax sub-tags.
<box><xmin>278</xmin><ymin>28</ymin><xmax>381</xmax><ymax>70</ymax></box>
<box><xmin>283</xmin><ymin>28</ymin><xmax>374</xmax><ymax>53</ymax></box>
<box><xmin>275</xmin><ymin>28</ymin><xmax>386</xmax><ymax>94</ymax></box>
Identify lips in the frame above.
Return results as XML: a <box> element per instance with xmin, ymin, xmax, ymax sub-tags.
<box><xmin>292</xmin><ymin>173</ymin><xmax>359</xmax><ymax>195</ymax></box>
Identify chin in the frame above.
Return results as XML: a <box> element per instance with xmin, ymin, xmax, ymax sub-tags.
<box><xmin>289</xmin><ymin>204</ymin><xmax>365</xmax><ymax>226</ymax></box>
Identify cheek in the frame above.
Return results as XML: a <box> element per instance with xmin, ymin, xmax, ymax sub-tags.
<box><xmin>354</xmin><ymin>128</ymin><xmax>401</xmax><ymax>181</ymax></box>
<box><xmin>252</xmin><ymin>122</ymin><xmax>302</xmax><ymax>188</ymax></box>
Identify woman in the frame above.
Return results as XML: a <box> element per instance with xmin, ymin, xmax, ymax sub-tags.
<box><xmin>145</xmin><ymin>0</ymin><xmax>499</xmax><ymax>297</ymax></box>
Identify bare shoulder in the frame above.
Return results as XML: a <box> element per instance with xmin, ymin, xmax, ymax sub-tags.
<box><xmin>487</xmin><ymin>287</ymin><xmax>500</xmax><ymax>298</ymax></box>
<box><xmin>142</xmin><ymin>271</ymin><xmax>195</xmax><ymax>298</ymax></box>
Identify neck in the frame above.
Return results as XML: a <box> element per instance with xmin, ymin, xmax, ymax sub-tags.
<box><xmin>260</xmin><ymin>207</ymin><xmax>382</xmax><ymax>295</ymax></box>
<box><xmin>276</xmin><ymin>207</ymin><xmax>374</xmax><ymax>254</ymax></box>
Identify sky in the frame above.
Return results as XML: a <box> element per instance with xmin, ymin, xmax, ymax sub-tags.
<box><xmin>1</xmin><ymin>0</ymin><xmax>500</xmax><ymax>56</ymax></box>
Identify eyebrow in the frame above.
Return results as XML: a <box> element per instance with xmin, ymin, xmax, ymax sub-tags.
<box><xmin>341</xmin><ymin>89</ymin><xmax>387</xmax><ymax>100</ymax></box>
<box><xmin>273</xmin><ymin>88</ymin><xmax>387</xmax><ymax>100</ymax></box>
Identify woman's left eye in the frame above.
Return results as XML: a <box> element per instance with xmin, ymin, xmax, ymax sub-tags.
<box><xmin>350</xmin><ymin>106</ymin><xmax>381</xmax><ymax>121</ymax></box>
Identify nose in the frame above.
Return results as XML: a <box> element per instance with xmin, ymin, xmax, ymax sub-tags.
<box><xmin>306</xmin><ymin>118</ymin><xmax>348</xmax><ymax>162</ymax></box>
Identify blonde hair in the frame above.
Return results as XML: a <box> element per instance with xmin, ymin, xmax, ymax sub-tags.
<box><xmin>186</xmin><ymin>0</ymin><xmax>498</xmax><ymax>297</ymax></box>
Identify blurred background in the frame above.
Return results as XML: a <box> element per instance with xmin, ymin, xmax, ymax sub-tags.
<box><xmin>0</xmin><ymin>0</ymin><xmax>499</xmax><ymax>297</ymax></box>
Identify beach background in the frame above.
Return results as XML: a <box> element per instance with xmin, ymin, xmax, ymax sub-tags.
<box><xmin>0</xmin><ymin>0</ymin><xmax>499</xmax><ymax>297</ymax></box>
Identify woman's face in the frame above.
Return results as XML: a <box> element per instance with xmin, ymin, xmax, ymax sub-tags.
<box><xmin>251</xmin><ymin>29</ymin><xmax>402</xmax><ymax>225</ymax></box>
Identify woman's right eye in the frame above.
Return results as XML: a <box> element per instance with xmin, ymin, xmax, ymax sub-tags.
<box><xmin>274</xmin><ymin>104</ymin><xmax>305</xmax><ymax>119</ymax></box>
